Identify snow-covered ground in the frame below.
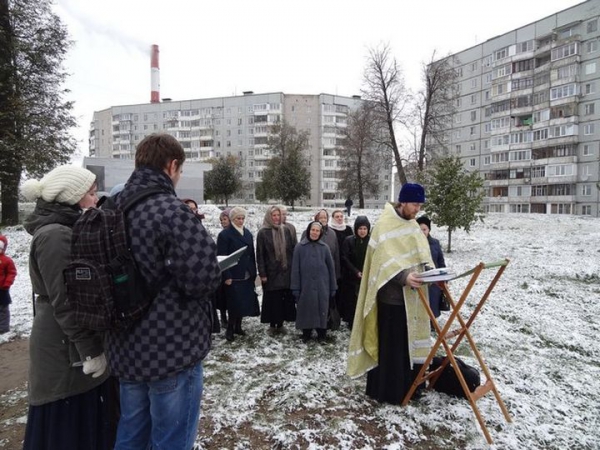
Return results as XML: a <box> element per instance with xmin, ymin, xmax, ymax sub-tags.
<box><xmin>2</xmin><ymin>204</ymin><xmax>599</xmax><ymax>449</ymax></box>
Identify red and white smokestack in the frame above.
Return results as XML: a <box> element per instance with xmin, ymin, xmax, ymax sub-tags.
<box><xmin>151</xmin><ymin>44</ymin><xmax>160</xmax><ymax>103</ymax></box>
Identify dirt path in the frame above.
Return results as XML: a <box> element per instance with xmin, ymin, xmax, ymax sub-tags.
<box><xmin>0</xmin><ymin>338</ymin><xmax>29</xmax><ymax>393</ymax></box>
<box><xmin>0</xmin><ymin>338</ymin><xmax>29</xmax><ymax>450</ymax></box>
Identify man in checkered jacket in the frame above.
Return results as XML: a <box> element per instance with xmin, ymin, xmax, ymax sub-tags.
<box><xmin>106</xmin><ymin>133</ymin><xmax>221</xmax><ymax>450</ymax></box>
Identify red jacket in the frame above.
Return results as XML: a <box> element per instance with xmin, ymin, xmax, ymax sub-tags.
<box><xmin>0</xmin><ymin>254</ymin><xmax>16</xmax><ymax>290</ymax></box>
<box><xmin>0</xmin><ymin>235</ymin><xmax>16</xmax><ymax>290</ymax></box>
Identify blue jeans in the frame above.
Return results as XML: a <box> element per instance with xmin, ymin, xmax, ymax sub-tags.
<box><xmin>115</xmin><ymin>361</ymin><xmax>203</xmax><ymax>450</ymax></box>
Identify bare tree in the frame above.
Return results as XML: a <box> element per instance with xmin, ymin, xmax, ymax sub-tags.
<box><xmin>337</xmin><ymin>102</ymin><xmax>389</xmax><ymax>208</ymax></box>
<box><xmin>414</xmin><ymin>51</ymin><xmax>459</xmax><ymax>171</ymax></box>
<box><xmin>361</xmin><ymin>43</ymin><xmax>410</xmax><ymax>185</ymax></box>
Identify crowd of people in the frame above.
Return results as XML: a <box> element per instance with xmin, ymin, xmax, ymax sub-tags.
<box><xmin>18</xmin><ymin>132</ymin><xmax>447</xmax><ymax>449</ymax></box>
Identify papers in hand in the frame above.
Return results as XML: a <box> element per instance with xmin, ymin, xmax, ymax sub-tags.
<box><xmin>217</xmin><ymin>246</ymin><xmax>247</xmax><ymax>271</ymax></box>
<box><xmin>415</xmin><ymin>268</ymin><xmax>457</xmax><ymax>282</ymax></box>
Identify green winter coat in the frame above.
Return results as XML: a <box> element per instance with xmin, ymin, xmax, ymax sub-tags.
<box><xmin>24</xmin><ymin>200</ymin><xmax>108</xmax><ymax>406</ymax></box>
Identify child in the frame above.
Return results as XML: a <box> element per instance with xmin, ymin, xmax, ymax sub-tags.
<box><xmin>0</xmin><ymin>235</ymin><xmax>17</xmax><ymax>334</ymax></box>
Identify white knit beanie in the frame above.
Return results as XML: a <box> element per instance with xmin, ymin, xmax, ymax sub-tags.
<box><xmin>229</xmin><ymin>206</ymin><xmax>247</xmax><ymax>221</ymax></box>
<box><xmin>21</xmin><ymin>165</ymin><xmax>96</xmax><ymax>205</ymax></box>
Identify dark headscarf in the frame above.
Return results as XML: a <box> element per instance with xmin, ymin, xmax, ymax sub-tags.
<box><xmin>416</xmin><ymin>215</ymin><xmax>431</xmax><ymax>231</ymax></box>
<box><xmin>353</xmin><ymin>215</ymin><xmax>371</xmax><ymax>270</ymax></box>
<box><xmin>305</xmin><ymin>221</ymin><xmax>323</xmax><ymax>242</ymax></box>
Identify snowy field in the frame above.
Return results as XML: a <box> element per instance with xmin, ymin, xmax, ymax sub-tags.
<box><xmin>1</xmin><ymin>204</ymin><xmax>599</xmax><ymax>449</ymax></box>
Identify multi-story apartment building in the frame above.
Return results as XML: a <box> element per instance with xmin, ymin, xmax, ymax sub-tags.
<box><xmin>89</xmin><ymin>92</ymin><xmax>393</xmax><ymax>209</ymax></box>
<box><xmin>437</xmin><ymin>0</ymin><xmax>600</xmax><ymax>216</ymax></box>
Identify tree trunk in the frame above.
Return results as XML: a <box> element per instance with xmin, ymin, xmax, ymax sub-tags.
<box><xmin>291</xmin><ymin>200</ymin><xmax>295</xmax><ymax>211</ymax></box>
<box><xmin>446</xmin><ymin>229</ymin><xmax>453</xmax><ymax>253</ymax></box>
<box><xmin>1</xmin><ymin>167</ymin><xmax>20</xmax><ymax>225</ymax></box>
<box><xmin>0</xmin><ymin>0</ymin><xmax>19</xmax><ymax>225</ymax></box>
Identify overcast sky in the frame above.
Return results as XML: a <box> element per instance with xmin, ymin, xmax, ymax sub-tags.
<box><xmin>53</xmin><ymin>0</ymin><xmax>584</xmax><ymax>156</ymax></box>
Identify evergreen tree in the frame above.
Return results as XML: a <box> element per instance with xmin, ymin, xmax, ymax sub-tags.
<box><xmin>423</xmin><ymin>155</ymin><xmax>484</xmax><ymax>252</ymax></box>
<box><xmin>262</xmin><ymin>122</ymin><xmax>310</xmax><ymax>210</ymax></box>
<box><xmin>0</xmin><ymin>0</ymin><xmax>76</xmax><ymax>224</ymax></box>
<box><xmin>204</xmin><ymin>156</ymin><xmax>242</xmax><ymax>206</ymax></box>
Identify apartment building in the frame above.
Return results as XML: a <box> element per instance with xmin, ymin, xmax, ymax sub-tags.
<box><xmin>89</xmin><ymin>92</ymin><xmax>393</xmax><ymax>209</ymax></box>
<box><xmin>437</xmin><ymin>0</ymin><xmax>600</xmax><ymax>216</ymax></box>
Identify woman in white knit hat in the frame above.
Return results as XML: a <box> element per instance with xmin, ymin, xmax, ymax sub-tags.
<box><xmin>21</xmin><ymin>165</ymin><xmax>118</xmax><ymax>450</ymax></box>
<box><xmin>216</xmin><ymin>206</ymin><xmax>258</xmax><ymax>341</ymax></box>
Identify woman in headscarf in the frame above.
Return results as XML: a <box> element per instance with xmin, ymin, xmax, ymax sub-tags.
<box><xmin>256</xmin><ymin>206</ymin><xmax>296</xmax><ymax>332</ymax></box>
<box><xmin>217</xmin><ymin>207</ymin><xmax>258</xmax><ymax>341</ymax></box>
<box><xmin>291</xmin><ymin>221</ymin><xmax>337</xmax><ymax>343</ymax></box>
<box><xmin>340</xmin><ymin>215</ymin><xmax>371</xmax><ymax>329</ymax></box>
<box><xmin>21</xmin><ymin>165</ymin><xmax>118</xmax><ymax>449</ymax></box>
<box><xmin>329</xmin><ymin>209</ymin><xmax>353</xmax><ymax>316</ymax></box>
<box><xmin>215</xmin><ymin>208</ymin><xmax>232</xmax><ymax>328</ymax></box>
<box><xmin>416</xmin><ymin>216</ymin><xmax>447</xmax><ymax>318</ymax></box>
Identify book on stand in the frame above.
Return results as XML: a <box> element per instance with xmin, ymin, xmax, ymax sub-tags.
<box><xmin>415</xmin><ymin>267</ymin><xmax>457</xmax><ymax>283</ymax></box>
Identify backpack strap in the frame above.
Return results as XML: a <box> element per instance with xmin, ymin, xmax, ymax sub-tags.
<box><xmin>120</xmin><ymin>186</ymin><xmax>165</xmax><ymax>213</ymax></box>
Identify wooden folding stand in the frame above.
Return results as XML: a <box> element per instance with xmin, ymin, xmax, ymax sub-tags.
<box><xmin>401</xmin><ymin>259</ymin><xmax>513</xmax><ymax>445</ymax></box>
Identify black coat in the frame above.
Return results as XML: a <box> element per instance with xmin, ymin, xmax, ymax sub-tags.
<box><xmin>427</xmin><ymin>235</ymin><xmax>446</xmax><ymax>317</ymax></box>
<box><xmin>256</xmin><ymin>226</ymin><xmax>295</xmax><ymax>291</ymax></box>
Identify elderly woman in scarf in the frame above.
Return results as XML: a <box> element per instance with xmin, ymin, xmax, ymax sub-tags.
<box><xmin>291</xmin><ymin>221</ymin><xmax>337</xmax><ymax>343</ymax></box>
<box><xmin>256</xmin><ymin>206</ymin><xmax>297</xmax><ymax>332</ymax></box>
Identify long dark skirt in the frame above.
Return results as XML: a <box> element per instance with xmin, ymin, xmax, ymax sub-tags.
<box><xmin>260</xmin><ymin>289</ymin><xmax>296</xmax><ymax>324</ymax></box>
<box><xmin>366</xmin><ymin>300</ymin><xmax>423</xmax><ymax>405</ymax></box>
<box><xmin>339</xmin><ymin>279</ymin><xmax>359</xmax><ymax>325</ymax></box>
<box><xmin>225</xmin><ymin>279</ymin><xmax>260</xmax><ymax>317</ymax></box>
<box><xmin>23</xmin><ymin>376</ymin><xmax>120</xmax><ymax>450</ymax></box>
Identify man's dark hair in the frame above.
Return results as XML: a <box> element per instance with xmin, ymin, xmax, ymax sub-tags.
<box><xmin>135</xmin><ymin>133</ymin><xmax>186</xmax><ymax>170</ymax></box>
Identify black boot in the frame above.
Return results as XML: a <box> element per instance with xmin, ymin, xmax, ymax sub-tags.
<box><xmin>225</xmin><ymin>320</ymin><xmax>235</xmax><ymax>341</ymax></box>
<box><xmin>234</xmin><ymin>318</ymin><xmax>245</xmax><ymax>336</ymax></box>
<box><xmin>220</xmin><ymin>309</ymin><xmax>228</xmax><ymax>327</ymax></box>
<box><xmin>301</xmin><ymin>329</ymin><xmax>312</xmax><ymax>343</ymax></box>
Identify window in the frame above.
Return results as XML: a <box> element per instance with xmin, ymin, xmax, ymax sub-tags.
<box><xmin>470</xmin><ymin>143</ymin><xmax>476</xmax><ymax>151</ymax></box>
<box><xmin>584</xmin><ymin>82</ymin><xmax>596</xmax><ymax>95</ymax></box>
<box><xmin>584</xmin><ymin>123</ymin><xmax>595</xmax><ymax>135</ymax></box>
<box><xmin>585</xmin><ymin>103</ymin><xmax>595</xmax><ymax>115</ymax></box>
<box><xmin>484</xmin><ymin>156</ymin><xmax>491</xmax><ymax>165</ymax></box>
<box><xmin>470</xmin><ymin>126</ymin><xmax>476</xmax><ymax>136</ymax></box>
<box><xmin>470</xmin><ymin>111</ymin><xmax>477</xmax><ymax>121</ymax></box>
<box><xmin>550</xmin><ymin>84</ymin><xmax>577</xmax><ymax>100</ymax></box>
<box><xmin>582</xmin><ymin>185</ymin><xmax>592</xmax><ymax>196</ymax></box>
<box><xmin>587</xmin><ymin>40</ymin><xmax>598</xmax><ymax>53</ymax></box>
<box><xmin>456</xmin><ymin>97</ymin><xmax>462</xmax><ymax>107</ymax></box>
<box><xmin>471</xmin><ymin>78</ymin><xmax>477</xmax><ymax>88</ymax></box>
<box><xmin>469</xmin><ymin>158</ymin><xmax>476</xmax><ymax>167</ymax></box>
<box><xmin>586</xmin><ymin>62</ymin><xmax>597</xmax><ymax>75</ymax></box>
<box><xmin>455</xmin><ymin>114</ymin><xmax>462</xmax><ymax>124</ymax></box>
<box><xmin>454</xmin><ymin>130</ymin><xmax>461</xmax><ymax>139</ymax></box>
<box><xmin>471</xmin><ymin>94</ymin><xmax>477</xmax><ymax>104</ymax></box>
<box><xmin>587</xmin><ymin>19</ymin><xmax>598</xmax><ymax>33</ymax></box>
<box><xmin>471</xmin><ymin>61</ymin><xmax>478</xmax><ymax>71</ymax></box>
<box><xmin>556</xmin><ymin>64</ymin><xmax>578</xmax><ymax>80</ymax></box>
<box><xmin>551</xmin><ymin>43</ymin><xmax>578</xmax><ymax>61</ymax></box>
<box><xmin>494</xmin><ymin>47</ymin><xmax>508</xmax><ymax>61</ymax></box>
<box><xmin>583</xmin><ymin>144</ymin><xmax>593</xmax><ymax>156</ymax></box>
<box><xmin>455</xmin><ymin>144</ymin><xmax>462</xmax><ymax>153</ymax></box>
<box><xmin>582</xmin><ymin>205</ymin><xmax>592</xmax><ymax>215</ymax></box>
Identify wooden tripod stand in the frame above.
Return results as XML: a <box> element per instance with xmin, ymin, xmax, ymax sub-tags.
<box><xmin>401</xmin><ymin>259</ymin><xmax>512</xmax><ymax>445</ymax></box>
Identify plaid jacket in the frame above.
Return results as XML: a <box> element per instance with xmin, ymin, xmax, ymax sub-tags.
<box><xmin>106</xmin><ymin>166</ymin><xmax>221</xmax><ymax>381</ymax></box>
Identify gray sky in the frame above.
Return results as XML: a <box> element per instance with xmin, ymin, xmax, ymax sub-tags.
<box><xmin>54</xmin><ymin>0</ymin><xmax>584</xmax><ymax>156</ymax></box>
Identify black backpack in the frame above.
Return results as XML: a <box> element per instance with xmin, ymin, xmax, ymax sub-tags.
<box><xmin>64</xmin><ymin>187</ymin><xmax>163</xmax><ymax>331</ymax></box>
<box><xmin>430</xmin><ymin>356</ymin><xmax>481</xmax><ymax>398</ymax></box>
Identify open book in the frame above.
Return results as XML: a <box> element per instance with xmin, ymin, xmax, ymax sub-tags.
<box><xmin>217</xmin><ymin>246</ymin><xmax>247</xmax><ymax>271</ymax></box>
<box><xmin>415</xmin><ymin>267</ymin><xmax>457</xmax><ymax>283</ymax></box>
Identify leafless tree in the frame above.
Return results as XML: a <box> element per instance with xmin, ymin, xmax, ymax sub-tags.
<box><xmin>414</xmin><ymin>51</ymin><xmax>460</xmax><ymax>171</ymax></box>
<box><xmin>337</xmin><ymin>102</ymin><xmax>390</xmax><ymax>208</ymax></box>
<box><xmin>361</xmin><ymin>43</ymin><xmax>410</xmax><ymax>185</ymax></box>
